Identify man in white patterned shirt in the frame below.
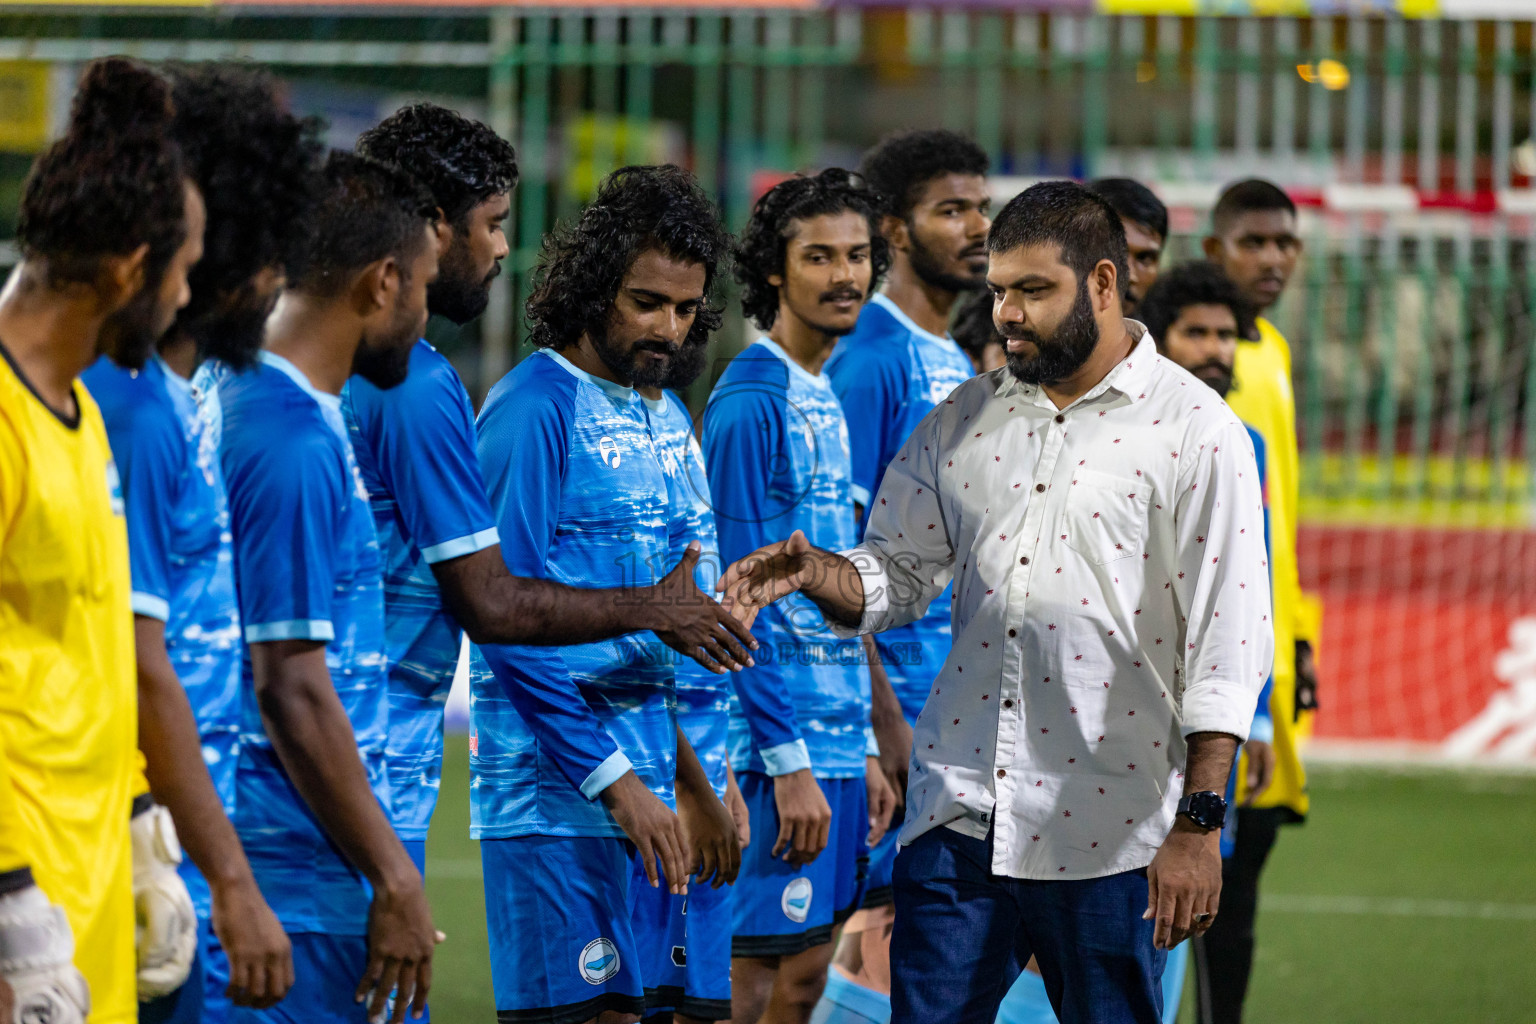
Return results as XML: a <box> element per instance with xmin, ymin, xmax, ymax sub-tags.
<box><xmin>717</xmin><ymin>181</ymin><xmax>1272</xmax><ymax>1024</ymax></box>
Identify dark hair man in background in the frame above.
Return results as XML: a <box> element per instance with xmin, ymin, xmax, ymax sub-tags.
<box><xmin>818</xmin><ymin>130</ymin><xmax>992</xmax><ymax>1024</ymax></box>
<box><xmin>83</xmin><ymin>62</ymin><xmax>323</xmax><ymax>1021</ymax></box>
<box><xmin>470</xmin><ymin>165</ymin><xmax>741</xmax><ymax>1024</ymax></box>
<box><xmin>1087</xmin><ymin>178</ymin><xmax>1168</xmax><ymax>316</ymax></box>
<box><xmin>1200</xmin><ymin>178</ymin><xmax>1317</xmax><ymax>1024</ymax></box>
<box><xmin>709</xmin><ymin>169</ymin><xmax>898</xmax><ymax>1024</ymax></box>
<box><xmin>215</xmin><ymin>152</ymin><xmax>440</xmax><ymax>1024</ymax></box>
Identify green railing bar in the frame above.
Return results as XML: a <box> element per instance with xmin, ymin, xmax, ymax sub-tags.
<box><xmin>1409</xmin><ymin>227</ymin><xmax>1438</xmax><ymax>501</ymax></box>
<box><xmin>1445</xmin><ymin>226</ymin><xmax>1473</xmax><ymax>497</ymax></box>
<box><xmin>1484</xmin><ymin>222</ymin><xmax>1513</xmax><ymax>505</ymax></box>
<box><xmin>1302</xmin><ymin>217</ymin><xmax>1330</xmax><ymax>496</ymax></box>
<box><xmin>1372</xmin><ymin>224</ymin><xmax>1401</xmax><ymax>501</ymax></box>
<box><xmin>691</xmin><ymin>14</ymin><xmax>722</xmax><ymax>203</ymax></box>
<box><xmin>725</xmin><ymin>12</ymin><xmax>756</xmax><ymax>231</ymax></box>
<box><xmin>763</xmin><ymin>13</ymin><xmax>793</xmax><ymax>172</ymax></box>
<box><xmin>1338</xmin><ymin>224</ymin><xmax>1368</xmax><ymax>490</ymax></box>
<box><xmin>974</xmin><ymin>13</ymin><xmax>1005</xmax><ymax>171</ymax></box>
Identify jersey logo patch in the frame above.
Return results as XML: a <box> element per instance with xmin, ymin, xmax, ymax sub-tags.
<box><xmin>579</xmin><ymin>937</ymin><xmax>620</xmax><ymax>985</ymax></box>
<box><xmin>781</xmin><ymin>877</ymin><xmax>813</xmax><ymax>923</ymax></box>
<box><xmin>598</xmin><ymin>435</ymin><xmax>622</xmax><ymax>469</ymax></box>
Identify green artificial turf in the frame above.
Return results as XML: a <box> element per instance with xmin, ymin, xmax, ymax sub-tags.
<box><xmin>424</xmin><ymin>737</ymin><xmax>1536</xmax><ymax>1023</ymax></box>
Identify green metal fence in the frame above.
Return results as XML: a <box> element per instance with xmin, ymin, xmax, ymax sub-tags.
<box><xmin>2</xmin><ymin>9</ymin><xmax>1534</xmax><ymax>514</ymax></box>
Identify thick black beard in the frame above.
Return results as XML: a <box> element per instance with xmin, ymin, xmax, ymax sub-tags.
<box><xmin>661</xmin><ymin>334</ymin><xmax>709</xmax><ymax>390</ymax></box>
<box><xmin>351</xmin><ymin>331</ymin><xmax>414</xmax><ymax>389</ymax></box>
<box><xmin>100</xmin><ymin>289</ymin><xmax>160</xmax><ymax>371</ymax></box>
<box><xmin>908</xmin><ymin>227</ymin><xmax>988</xmax><ymax>296</ymax></box>
<box><xmin>188</xmin><ymin>299</ymin><xmax>272</xmax><ymax>373</ymax></box>
<box><xmin>429</xmin><ymin>247</ymin><xmax>499</xmax><ymax>326</ymax></box>
<box><xmin>1004</xmin><ymin>278</ymin><xmax>1100</xmax><ymax>386</ymax></box>
<box><xmin>590</xmin><ymin>319</ymin><xmax>674</xmax><ymax>389</ymax></box>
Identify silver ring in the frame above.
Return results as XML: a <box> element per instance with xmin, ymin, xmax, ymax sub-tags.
<box><xmin>1194</xmin><ymin>913</ymin><xmax>1212</xmax><ymax>923</ymax></box>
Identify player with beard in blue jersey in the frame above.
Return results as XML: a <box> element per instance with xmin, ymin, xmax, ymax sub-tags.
<box><xmin>706</xmin><ymin>170</ymin><xmax>899</xmax><ymax>1024</ymax></box>
<box><xmin>815</xmin><ymin>129</ymin><xmax>990</xmax><ymax>1024</ymax></box>
<box><xmin>472</xmin><ymin>165</ymin><xmax>743</xmax><ymax>1024</ymax></box>
<box><xmin>343</xmin><ymin>109</ymin><xmax>754</xmax><ymax>915</ymax></box>
<box><xmin>84</xmin><ymin>63</ymin><xmax>322</xmax><ymax>1023</ymax></box>
<box><xmin>216</xmin><ymin>152</ymin><xmax>439</xmax><ymax>1024</ymax></box>
<box><xmin>638</xmin><ymin>329</ymin><xmax>754</xmax><ymax>1024</ymax></box>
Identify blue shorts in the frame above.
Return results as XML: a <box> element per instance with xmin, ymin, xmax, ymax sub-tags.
<box><xmin>862</xmin><ymin>825</ymin><xmax>900</xmax><ymax>908</ymax></box>
<box><xmin>483</xmin><ymin>834</ymin><xmax>685</xmax><ymax>1024</ymax></box>
<box><xmin>204</xmin><ymin>923</ymin><xmax>232</xmax><ymax>1024</ymax></box>
<box><xmin>731</xmin><ymin>772</ymin><xmax>869</xmax><ymax>958</ymax></box>
<box><xmin>227</xmin><ymin>932</ymin><xmax>370</xmax><ymax>1024</ymax></box>
<box><xmin>403</xmin><ymin>838</ymin><xmax>428</xmax><ymax>876</ymax></box>
<box><xmin>640</xmin><ymin>872</ymin><xmax>734</xmax><ymax>1021</ymax></box>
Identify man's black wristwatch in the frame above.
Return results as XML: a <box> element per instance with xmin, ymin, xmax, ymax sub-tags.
<box><xmin>1176</xmin><ymin>790</ymin><xmax>1228</xmax><ymax>832</ymax></box>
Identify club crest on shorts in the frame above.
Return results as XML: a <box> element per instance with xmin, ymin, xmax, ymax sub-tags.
<box><xmin>781</xmin><ymin>877</ymin><xmax>813</xmax><ymax>923</ymax></box>
<box><xmin>579</xmin><ymin>937</ymin><xmax>620</xmax><ymax>984</ymax></box>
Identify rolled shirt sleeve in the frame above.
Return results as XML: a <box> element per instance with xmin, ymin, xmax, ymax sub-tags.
<box><xmin>1171</xmin><ymin>419</ymin><xmax>1275</xmax><ymax>741</ymax></box>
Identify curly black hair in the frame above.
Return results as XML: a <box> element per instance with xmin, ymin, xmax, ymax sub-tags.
<box><xmin>525</xmin><ymin>164</ymin><xmax>728</xmax><ymax>350</ymax></box>
<box><xmin>858</xmin><ymin>129</ymin><xmax>989</xmax><ymax>220</ymax></box>
<box><xmin>357</xmin><ymin>103</ymin><xmax>518</xmax><ymax>228</ymax></box>
<box><xmin>734</xmin><ymin>168</ymin><xmax>891</xmax><ymax>332</ymax></box>
<box><xmin>164</xmin><ymin>63</ymin><xmax>324</xmax><ymax>354</ymax></box>
<box><xmin>1137</xmin><ymin>261</ymin><xmax>1257</xmax><ymax>345</ymax></box>
<box><xmin>288</xmin><ymin>150</ymin><xmax>439</xmax><ymax>297</ymax></box>
<box><xmin>989</xmin><ymin>179</ymin><xmax>1128</xmax><ymax>291</ymax></box>
<box><xmin>17</xmin><ymin>57</ymin><xmax>186</xmax><ymax>290</ymax></box>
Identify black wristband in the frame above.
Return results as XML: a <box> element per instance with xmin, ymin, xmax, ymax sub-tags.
<box><xmin>0</xmin><ymin>865</ymin><xmax>35</xmax><ymax>896</ymax></box>
<box><xmin>131</xmin><ymin>792</ymin><xmax>156</xmax><ymax>818</ymax></box>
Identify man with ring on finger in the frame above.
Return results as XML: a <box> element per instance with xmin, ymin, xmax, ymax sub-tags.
<box><xmin>714</xmin><ymin>181</ymin><xmax>1272</xmax><ymax>1024</ymax></box>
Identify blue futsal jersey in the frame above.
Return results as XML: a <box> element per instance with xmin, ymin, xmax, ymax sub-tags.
<box><xmin>643</xmin><ymin>390</ymin><xmax>729</xmax><ymax>798</ymax></box>
<box><xmin>218</xmin><ymin>351</ymin><xmax>390</xmax><ymax>935</ymax></box>
<box><xmin>342</xmin><ymin>340</ymin><xmax>499</xmax><ymax>843</ymax></box>
<box><xmin>469</xmin><ymin>349</ymin><xmax>677</xmax><ymax>840</ymax></box>
<box><xmin>825</xmin><ymin>294</ymin><xmax>974</xmax><ymax>724</ymax></box>
<box><xmin>703</xmin><ymin>339</ymin><xmax>872</xmax><ymax>781</ymax></box>
<box><xmin>84</xmin><ymin>355</ymin><xmax>241</xmax><ymax>919</ymax></box>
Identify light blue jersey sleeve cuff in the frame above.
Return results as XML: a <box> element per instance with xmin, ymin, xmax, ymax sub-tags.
<box><xmin>421</xmin><ymin>528</ymin><xmax>500</xmax><ymax>565</ymax></box>
<box><xmin>761</xmin><ymin>739</ymin><xmax>812</xmax><ymax>777</ymax></box>
<box><xmin>850</xmin><ymin>484</ymin><xmax>872</xmax><ymax>510</ymax></box>
<box><xmin>130</xmin><ymin>592</ymin><xmax>170</xmax><ymax>622</ymax></box>
<box><xmin>865</xmin><ymin>726</ymin><xmax>880</xmax><ymax>758</ymax></box>
<box><xmin>244</xmin><ymin>619</ymin><xmax>336</xmax><ymax>644</ymax></box>
<box><xmin>1247</xmin><ymin>714</ymin><xmax>1274</xmax><ymax>745</ymax></box>
<box><xmin>579</xmin><ymin>749</ymin><xmax>634</xmax><ymax>801</ymax></box>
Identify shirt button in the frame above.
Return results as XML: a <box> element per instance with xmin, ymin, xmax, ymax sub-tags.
<box><xmin>1003</xmin><ymin>699</ymin><xmax>1014</xmax><ymax>708</ymax></box>
<box><xmin>1035</xmin><ymin>483</ymin><xmax>1046</xmax><ymax>493</ymax></box>
<box><xmin>1008</xmin><ymin>628</ymin><xmax>1018</xmax><ymax>638</ymax></box>
<box><xmin>1055</xmin><ymin>414</ymin><xmax>1065</xmax><ymax>424</ymax></box>
<box><xmin>1019</xmin><ymin>556</ymin><xmax>1029</xmax><ymax>566</ymax></box>
<box><xmin>997</xmin><ymin>769</ymin><xmax>1007</xmax><ymax>778</ymax></box>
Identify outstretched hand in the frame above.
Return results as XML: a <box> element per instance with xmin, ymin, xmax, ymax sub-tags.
<box><xmin>654</xmin><ymin>541</ymin><xmax>758</xmax><ymax>674</ymax></box>
<box><xmin>716</xmin><ymin>530</ymin><xmax>816</xmax><ymax>632</ymax></box>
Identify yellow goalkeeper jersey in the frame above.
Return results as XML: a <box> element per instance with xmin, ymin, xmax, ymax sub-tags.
<box><xmin>0</xmin><ymin>345</ymin><xmax>137</xmax><ymax>1023</ymax></box>
<box><xmin>1226</xmin><ymin>317</ymin><xmax>1314</xmax><ymax>820</ymax></box>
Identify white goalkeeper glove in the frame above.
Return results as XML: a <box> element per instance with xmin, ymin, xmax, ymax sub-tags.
<box><xmin>0</xmin><ymin>883</ymin><xmax>91</xmax><ymax>1024</ymax></box>
<box><xmin>131</xmin><ymin>800</ymin><xmax>198</xmax><ymax>1000</ymax></box>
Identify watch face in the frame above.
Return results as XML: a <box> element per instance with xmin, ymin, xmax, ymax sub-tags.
<box><xmin>1184</xmin><ymin>791</ymin><xmax>1227</xmax><ymax>830</ymax></box>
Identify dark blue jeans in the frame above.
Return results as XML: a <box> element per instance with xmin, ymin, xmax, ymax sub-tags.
<box><xmin>890</xmin><ymin>827</ymin><xmax>1167</xmax><ymax>1024</ymax></box>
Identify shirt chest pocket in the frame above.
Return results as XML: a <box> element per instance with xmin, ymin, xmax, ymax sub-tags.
<box><xmin>1059</xmin><ymin>470</ymin><xmax>1150</xmax><ymax>565</ymax></box>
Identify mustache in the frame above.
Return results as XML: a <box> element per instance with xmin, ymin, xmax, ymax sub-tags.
<box><xmin>961</xmin><ymin>243</ymin><xmax>988</xmax><ymax>260</ymax></box>
<box><xmin>819</xmin><ymin>287</ymin><xmax>864</xmax><ymax>304</ymax></box>
<box><xmin>1190</xmin><ymin>358</ymin><xmax>1233</xmax><ymax>377</ymax></box>
<box><xmin>998</xmin><ymin>322</ymin><xmax>1044</xmax><ymax>344</ymax></box>
<box><xmin>484</xmin><ymin>262</ymin><xmax>503</xmax><ymax>285</ymax></box>
<box><xmin>634</xmin><ymin>341</ymin><xmax>679</xmax><ymax>357</ymax></box>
